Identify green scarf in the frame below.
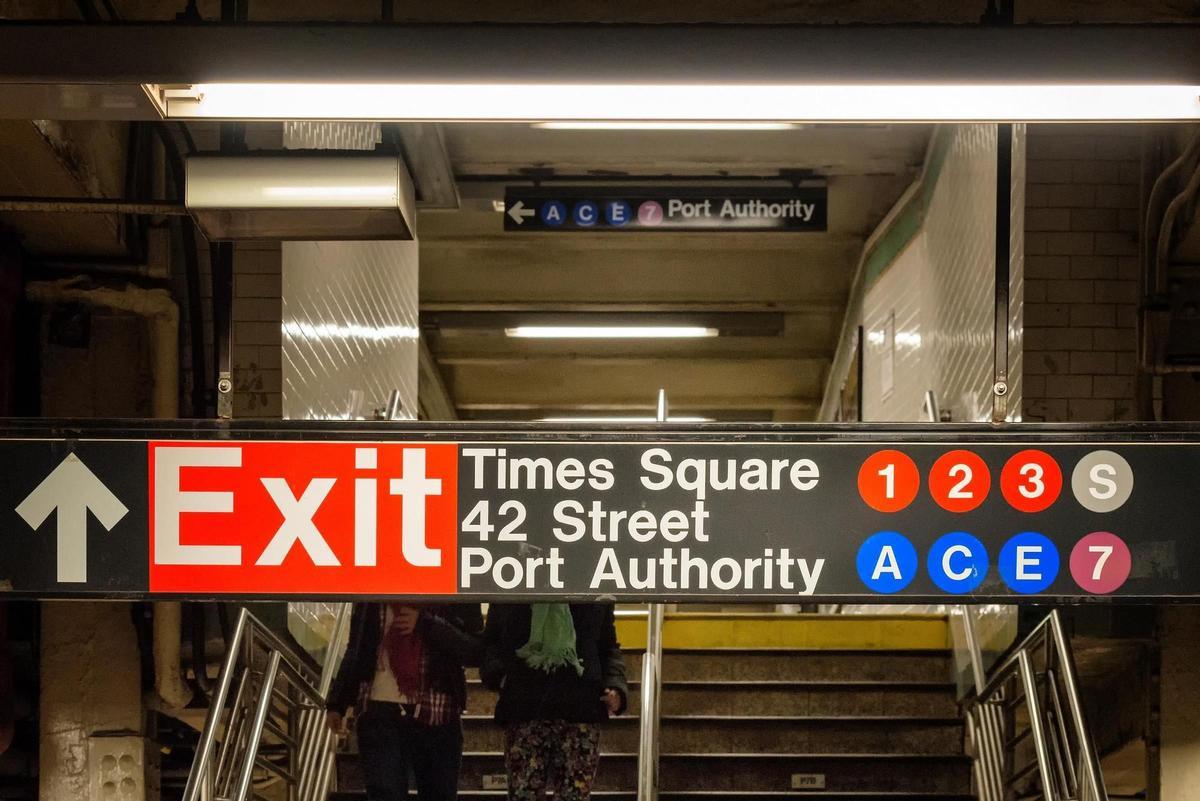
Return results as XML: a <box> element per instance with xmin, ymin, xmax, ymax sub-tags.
<box><xmin>516</xmin><ymin>603</ymin><xmax>584</xmax><ymax>676</ymax></box>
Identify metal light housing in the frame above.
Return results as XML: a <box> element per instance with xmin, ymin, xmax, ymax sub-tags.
<box><xmin>185</xmin><ymin>155</ymin><xmax>417</xmax><ymax>241</ymax></box>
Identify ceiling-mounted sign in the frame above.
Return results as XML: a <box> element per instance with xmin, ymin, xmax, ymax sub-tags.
<box><xmin>503</xmin><ymin>186</ymin><xmax>827</xmax><ymax>232</ymax></box>
<box><xmin>0</xmin><ymin>420</ymin><xmax>1196</xmax><ymax>602</ymax></box>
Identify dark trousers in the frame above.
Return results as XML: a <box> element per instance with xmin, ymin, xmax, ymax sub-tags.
<box><xmin>357</xmin><ymin>702</ymin><xmax>463</xmax><ymax>801</ymax></box>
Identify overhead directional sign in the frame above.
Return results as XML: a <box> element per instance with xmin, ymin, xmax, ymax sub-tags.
<box><xmin>0</xmin><ymin>420</ymin><xmax>1195</xmax><ymax>601</ymax></box>
<box><xmin>503</xmin><ymin>186</ymin><xmax>827</xmax><ymax>233</ymax></box>
<box><xmin>15</xmin><ymin>453</ymin><xmax>128</xmax><ymax>583</ymax></box>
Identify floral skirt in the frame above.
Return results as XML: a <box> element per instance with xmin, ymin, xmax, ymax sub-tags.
<box><xmin>503</xmin><ymin>720</ymin><xmax>602</xmax><ymax>801</ymax></box>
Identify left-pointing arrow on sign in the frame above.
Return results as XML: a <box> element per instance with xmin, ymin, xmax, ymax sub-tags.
<box><xmin>507</xmin><ymin>200</ymin><xmax>535</xmax><ymax>225</ymax></box>
<box><xmin>14</xmin><ymin>453</ymin><xmax>128</xmax><ymax>583</ymax></box>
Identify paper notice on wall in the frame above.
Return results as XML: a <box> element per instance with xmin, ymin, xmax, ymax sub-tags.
<box><xmin>881</xmin><ymin>311</ymin><xmax>896</xmax><ymax>398</ymax></box>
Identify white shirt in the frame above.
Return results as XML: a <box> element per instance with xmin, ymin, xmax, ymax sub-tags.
<box><xmin>369</xmin><ymin>606</ymin><xmax>411</xmax><ymax>703</ymax></box>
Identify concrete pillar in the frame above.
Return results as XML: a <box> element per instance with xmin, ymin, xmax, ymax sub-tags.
<box><xmin>1154</xmin><ymin>359</ymin><xmax>1200</xmax><ymax>798</ymax></box>
<box><xmin>40</xmin><ymin>601</ymin><xmax>144</xmax><ymax>801</ymax></box>
<box><xmin>1157</xmin><ymin>606</ymin><xmax>1200</xmax><ymax>799</ymax></box>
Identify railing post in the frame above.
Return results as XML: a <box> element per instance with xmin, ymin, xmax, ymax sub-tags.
<box><xmin>960</xmin><ymin>606</ymin><xmax>988</xmax><ymax>695</ymax></box>
<box><xmin>183</xmin><ymin>608</ymin><xmax>250</xmax><ymax>801</ymax></box>
<box><xmin>318</xmin><ymin>604</ymin><xmax>351</xmax><ymax>695</ymax></box>
<box><xmin>637</xmin><ymin>389</ymin><xmax>669</xmax><ymax>801</ymax></box>
<box><xmin>301</xmin><ymin>603</ymin><xmax>351</xmax><ymax>801</ymax></box>
<box><xmin>234</xmin><ymin>651</ymin><xmax>283</xmax><ymax>801</ymax></box>
<box><xmin>638</xmin><ymin>603</ymin><xmax>664</xmax><ymax>801</ymax></box>
<box><xmin>1049</xmin><ymin>611</ymin><xmax>1108</xmax><ymax>801</ymax></box>
<box><xmin>1019</xmin><ymin>650</ymin><xmax>1059</xmax><ymax>801</ymax></box>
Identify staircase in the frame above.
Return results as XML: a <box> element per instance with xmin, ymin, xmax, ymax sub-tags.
<box><xmin>332</xmin><ymin>612</ymin><xmax>972</xmax><ymax>801</ymax></box>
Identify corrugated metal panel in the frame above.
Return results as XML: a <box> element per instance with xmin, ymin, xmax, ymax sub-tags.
<box><xmin>279</xmin><ymin>122</ymin><xmax>419</xmax><ymax>422</ymax></box>
<box><xmin>280</xmin><ymin>240</ymin><xmax>419</xmax><ymax>421</ymax></box>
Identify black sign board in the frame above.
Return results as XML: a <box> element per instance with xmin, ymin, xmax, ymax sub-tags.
<box><xmin>0</xmin><ymin>419</ymin><xmax>1195</xmax><ymax>602</ymax></box>
<box><xmin>503</xmin><ymin>187</ymin><xmax>827</xmax><ymax>233</ymax></box>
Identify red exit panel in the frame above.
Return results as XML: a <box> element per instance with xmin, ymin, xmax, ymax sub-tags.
<box><xmin>148</xmin><ymin>441</ymin><xmax>458</xmax><ymax>595</ymax></box>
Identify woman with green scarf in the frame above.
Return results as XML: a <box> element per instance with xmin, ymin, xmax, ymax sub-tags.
<box><xmin>482</xmin><ymin>602</ymin><xmax>628</xmax><ymax>801</ymax></box>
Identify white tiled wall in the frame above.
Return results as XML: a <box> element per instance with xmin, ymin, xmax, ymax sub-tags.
<box><xmin>862</xmin><ymin>124</ymin><xmax>1025</xmax><ymax>422</ymax></box>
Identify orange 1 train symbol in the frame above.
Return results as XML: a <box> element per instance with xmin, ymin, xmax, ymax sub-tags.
<box><xmin>857</xmin><ymin>450</ymin><xmax>920</xmax><ymax>513</ymax></box>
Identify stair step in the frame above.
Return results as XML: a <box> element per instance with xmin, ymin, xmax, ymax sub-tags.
<box><xmin>654</xmin><ymin>795</ymin><xmax>974</xmax><ymax>800</ymax></box>
<box><xmin>614</xmin><ymin>613</ymin><xmax>950</xmax><ymax>652</ymax></box>
<box><xmin>339</xmin><ymin>752</ymin><xmax>971</xmax><ymax>794</ymax></box>
<box><xmin>627</xmin><ymin>650</ymin><xmax>953</xmax><ymax>683</ymax></box>
<box><xmin>332</xmin><ymin>793</ymin><xmax>974</xmax><ymax>801</ymax></box>
<box><xmin>473</xmin><ymin>752</ymin><xmax>971</xmax><ymax>793</ymax></box>
<box><xmin>457</xmin><ymin>716</ymin><xmax>964</xmax><ymax>755</ymax></box>
<box><xmin>468</xmin><ymin>653</ymin><xmax>953</xmax><ymax>686</ymax></box>
<box><xmin>467</xmin><ymin>680</ymin><xmax>959</xmax><ymax>717</ymax></box>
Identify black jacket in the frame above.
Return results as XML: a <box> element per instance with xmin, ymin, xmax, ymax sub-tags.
<box><xmin>481</xmin><ymin>603</ymin><xmax>628</xmax><ymax>725</ymax></box>
<box><xmin>326</xmin><ymin>603</ymin><xmax>484</xmax><ymax>718</ymax></box>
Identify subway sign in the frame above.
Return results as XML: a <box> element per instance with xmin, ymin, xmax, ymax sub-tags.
<box><xmin>503</xmin><ymin>186</ymin><xmax>827</xmax><ymax>233</ymax></box>
<box><xmin>0</xmin><ymin>420</ymin><xmax>1193</xmax><ymax>601</ymax></box>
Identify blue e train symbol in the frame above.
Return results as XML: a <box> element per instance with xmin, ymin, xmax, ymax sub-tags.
<box><xmin>606</xmin><ymin>200</ymin><xmax>631</xmax><ymax>226</ymax></box>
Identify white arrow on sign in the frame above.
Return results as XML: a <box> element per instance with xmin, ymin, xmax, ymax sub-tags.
<box><xmin>14</xmin><ymin>453</ymin><xmax>128</xmax><ymax>583</ymax></box>
<box><xmin>507</xmin><ymin>200</ymin><xmax>535</xmax><ymax>225</ymax></box>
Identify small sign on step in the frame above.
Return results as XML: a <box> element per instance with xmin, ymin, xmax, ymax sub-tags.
<box><xmin>791</xmin><ymin>773</ymin><xmax>826</xmax><ymax>790</ymax></box>
<box><xmin>482</xmin><ymin>774</ymin><xmax>508</xmax><ymax>790</ymax></box>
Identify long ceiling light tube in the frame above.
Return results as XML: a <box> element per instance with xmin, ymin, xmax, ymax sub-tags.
<box><xmin>506</xmin><ymin>325</ymin><xmax>720</xmax><ymax>339</ymax></box>
<box><xmin>540</xmin><ymin>416</ymin><xmax>714</xmax><ymax>423</ymax></box>
<box><xmin>153</xmin><ymin>82</ymin><xmax>1200</xmax><ymax>122</ymax></box>
<box><xmin>532</xmin><ymin>121</ymin><xmax>802</xmax><ymax>130</ymax></box>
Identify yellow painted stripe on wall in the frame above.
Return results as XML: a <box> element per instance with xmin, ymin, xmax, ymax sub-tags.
<box><xmin>614</xmin><ymin>614</ymin><xmax>949</xmax><ymax>651</ymax></box>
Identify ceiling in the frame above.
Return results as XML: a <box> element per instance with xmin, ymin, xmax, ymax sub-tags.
<box><xmin>0</xmin><ymin>6</ymin><xmax>933</xmax><ymax>423</ymax></box>
<box><xmin>418</xmin><ymin>122</ymin><xmax>930</xmax><ymax>421</ymax></box>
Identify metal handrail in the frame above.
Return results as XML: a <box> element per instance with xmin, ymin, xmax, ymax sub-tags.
<box><xmin>960</xmin><ymin>608</ymin><xmax>1107</xmax><ymax>801</ymax></box>
<box><xmin>636</xmin><ymin>603</ymin><xmax>664</xmax><ymax>801</ymax></box>
<box><xmin>183</xmin><ymin>605</ymin><xmax>351</xmax><ymax>801</ymax></box>
<box><xmin>636</xmin><ymin>390</ymin><xmax>669</xmax><ymax>801</ymax></box>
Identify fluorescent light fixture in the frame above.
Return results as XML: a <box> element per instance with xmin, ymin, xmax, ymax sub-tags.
<box><xmin>185</xmin><ymin>155</ymin><xmax>416</xmax><ymax>240</ymax></box>
<box><xmin>505</xmin><ymin>325</ymin><xmax>720</xmax><ymax>339</ymax></box>
<box><xmin>260</xmin><ymin>184</ymin><xmax>396</xmax><ymax>200</ymax></box>
<box><xmin>540</xmin><ymin>416</ymin><xmax>713</xmax><ymax>423</ymax></box>
<box><xmin>151</xmin><ymin>83</ymin><xmax>1200</xmax><ymax>122</ymax></box>
<box><xmin>532</xmin><ymin>121</ymin><xmax>800</xmax><ymax>130</ymax></box>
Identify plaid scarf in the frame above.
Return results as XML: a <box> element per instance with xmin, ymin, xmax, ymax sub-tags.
<box><xmin>367</xmin><ymin>605</ymin><xmax>455</xmax><ymax>726</ymax></box>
